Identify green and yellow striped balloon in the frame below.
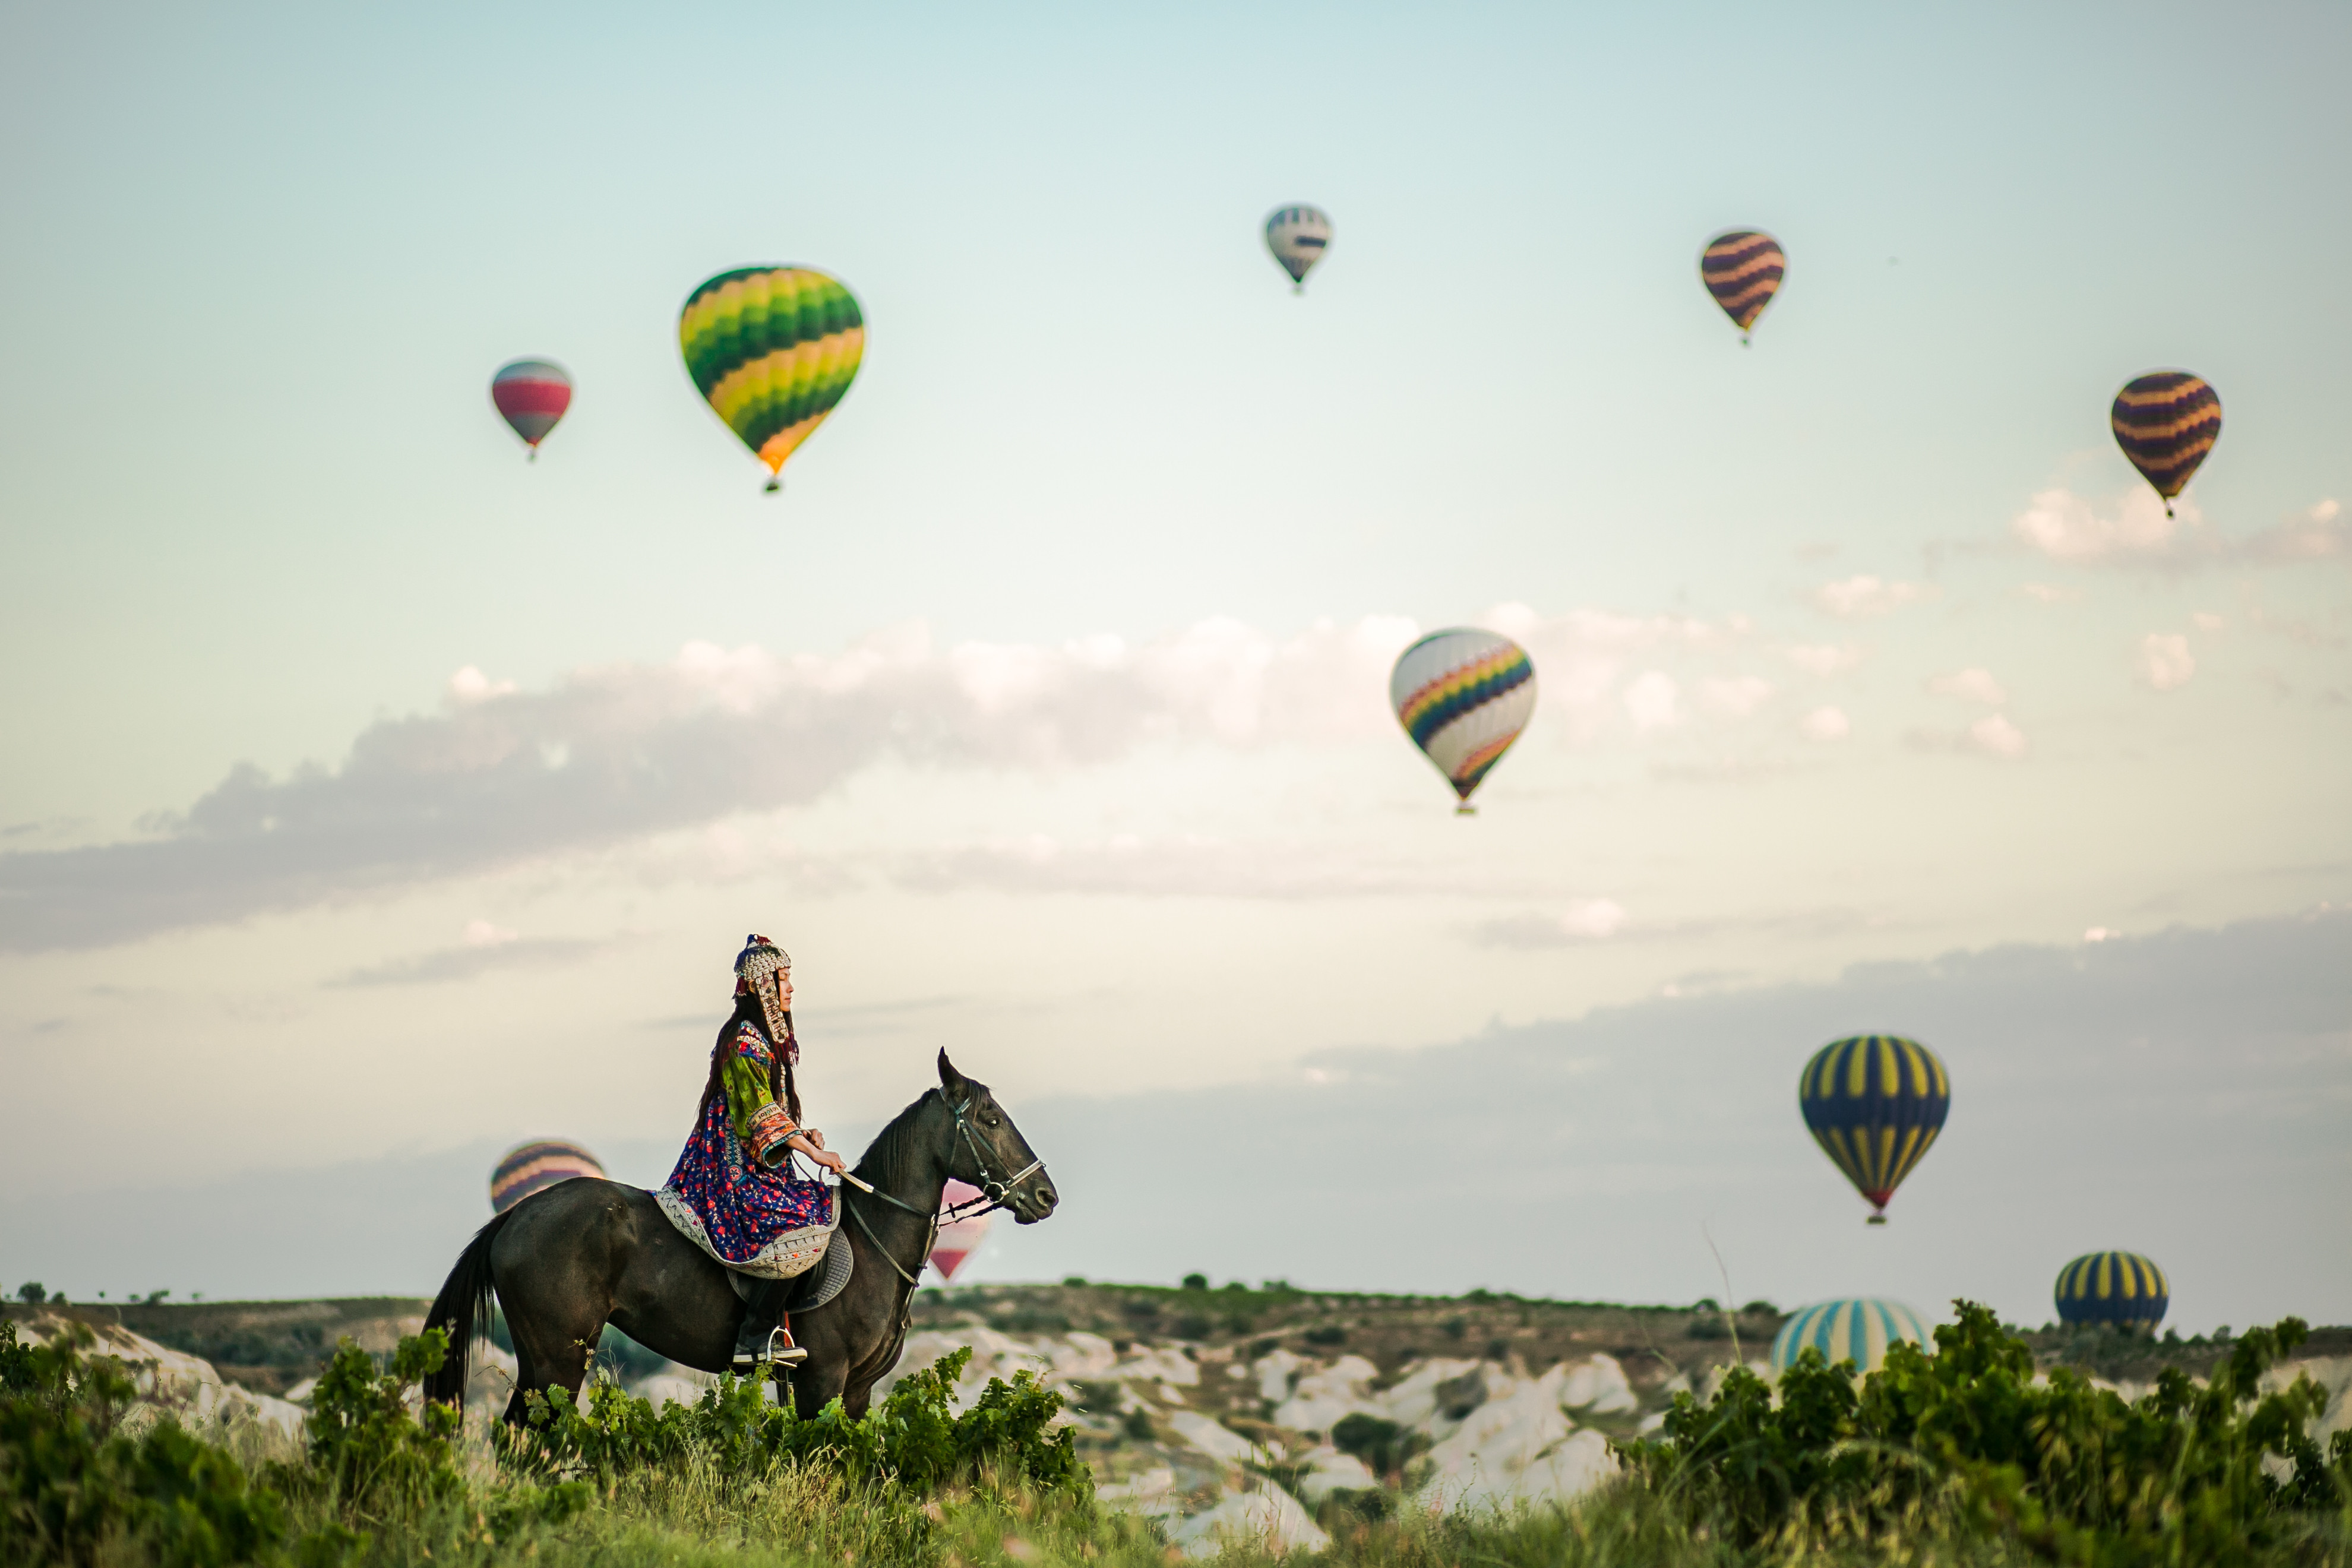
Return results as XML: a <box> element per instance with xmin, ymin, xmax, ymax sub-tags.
<box><xmin>679</xmin><ymin>266</ymin><xmax>865</xmax><ymax>492</ymax></box>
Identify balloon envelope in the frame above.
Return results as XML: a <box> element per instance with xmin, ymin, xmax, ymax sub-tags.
<box><xmin>679</xmin><ymin>266</ymin><xmax>865</xmax><ymax>489</ymax></box>
<box><xmin>1390</xmin><ymin>629</ymin><xmax>1537</xmax><ymax>810</ymax></box>
<box><xmin>2111</xmin><ymin>372</ymin><xmax>2220</xmax><ymax>506</ymax></box>
<box><xmin>491</xmin><ymin>359</ymin><xmax>573</xmax><ymax>451</ymax></box>
<box><xmin>2054</xmin><ymin>1252</ymin><xmax>2169</xmax><ymax>1329</ymax></box>
<box><xmin>1700</xmin><ymin>230</ymin><xmax>1785</xmax><ymax>336</ymax></box>
<box><xmin>490</xmin><ymin>1139</ymin><xmax>605</xmax><ymax>1214</ymax></box>
<box><xmin>929</xmin><ymin>1180</ymin><xmax>992</xmax><ymax>1283</ymax></box>
<box><xmin>1771</xmin><ymin>1298</ymin><xmax>1933</xmax><ymax>1376</ymax></box>
<box><xmin>1798</xmin><ymin>1035</ymin><xmax>1949</xmax><ymax>1222</ymax></box>
<box><xmin>1264</xmin><ymin>205</ymin><xmax>1332</xmax><ymax>287</ymax></box>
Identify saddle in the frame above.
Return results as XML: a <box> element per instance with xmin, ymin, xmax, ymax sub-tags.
<box><xmin>724</xmin><ymin>1228</ymin><xmax>854</xmax><ymax>1314</ymax></box>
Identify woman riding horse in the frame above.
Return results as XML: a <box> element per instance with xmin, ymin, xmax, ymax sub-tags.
<box><xmin>655</xmin><ymin>933</ymin><xmax>848</xmax><ymax>1372</ymax></box>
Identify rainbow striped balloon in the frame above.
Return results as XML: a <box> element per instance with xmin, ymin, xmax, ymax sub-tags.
<box><xmin>1798</xmin><ymin>1035</ymin><xmax>1950</xmax><ymax>1223</ymax></box>
<box><xmin>489</xmin><ymin>1139</ymin><xmax>606</xmax><ymax>1215</ymax></box>
<box><xmin>1771</xmin><ymin>1298</ymin><xmax>1934</xmax><ymax>1377</ymax></box>
<box><xmin>1700</xmin><ymin>230</ymin><xmax>1786</xmax><ymax>340</ymax></box>
<box><xmin>491</xmin><ymin>359</ymin><xmax>573</xmax><ymax>459</ymax></box>
<box><xmin>2054</xmin><ymin>1251</ymin><xmax>2169</xmax><ymax>1329</ymax></box>
<box><xmin>679</xmin><ymin>266</ymin><xmax>865</xmax><ymax>492</ymax></box>
<box><xmin>1390</xmin><ymin>629</ymin><xmax>1537</xmax><ymax>813</ymax></box>
<box><xmin>2111</xmin><ymin>372</ymin><xmax>2221</xmax><ymax>517</ymax></box>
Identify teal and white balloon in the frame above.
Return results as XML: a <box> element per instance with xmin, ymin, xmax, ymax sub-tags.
<box><xmin>1390</xmin><ymin>628</ymin><xmax>1537</xmax><ymax>813</ymax></box>
<box><xmin>1770</xmin><ymin>1298</ymin><xmax>1934</xmax><ymax>1377</ymax></box>
<box><xmin>1264</xmin><ymin>204</ymin><xmax>1333</xmax><ymax>292</ymax></box>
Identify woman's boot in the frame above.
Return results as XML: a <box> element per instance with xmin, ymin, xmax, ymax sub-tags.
<box><xmin>729</xmin><ymin>1276</ymin><xmax>809</xmax><ymax>1370</ymax></box>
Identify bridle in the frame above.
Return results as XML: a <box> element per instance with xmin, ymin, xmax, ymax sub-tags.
<box><xmin>834</xmin><ymin>1091</ymin><xmax>1047</xmax><ymax>1294</ymax></box>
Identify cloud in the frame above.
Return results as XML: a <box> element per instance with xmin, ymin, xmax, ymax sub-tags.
<box><xmin>2240</xmin><ymin>498</ymin><xmax>2347</xmax><ymax>561</ymax></box>
<box><xmin>1469</xmin><ymin>900</ymin><xmax>1630</xmax><ymax>948</ymax></box>
<box><xmin>1786</xmin><ymin>643</ymin><xmax>1864</xmax><ymax>676</ymax></box>
<box><xmin>2019</xmin><ymin>583</ymin><xmax>2083</xmax><ymax>604</ymax></box>
<box><xmin>1621</xmin><ymin>672</ymin><xmax>1681</xmax><ymax>731</ymax></box>
<box><xmin>1813</xmin><ymin>576</ymin><xmax>1933</xmax><ymax>619</ymax></box>
<box><xmin>2013</xmin><ymin>489</ymin><xmax>2347</xmax><ymax>568</ymax></box>
<box><xmin>448</xmin><ymin>667</ymin><xmax>518</xmax><ymax>704</ymax></box>
<box><xmin>1799</xmin><ymin>706</ymin><xmax>1850</xmax><ymax>741</ymax></box>
<box><xmin>1968</xmin><ymin>714</ymin><xmax>2028</xmax><ymax>758</ymax></box>
<box><xmin>2191</xmin><ymin>612</ymin><xmax>2225</xmax><ymax>633</ymax></box>
<box><xmin>1905</xmin><ymin>715</ymin><xmax>2028</xmax><ymax>758</ymax></box>
<box><xmin>330</xmin><ymin>935</ymin><xmax>607</xmax><ymax>987</ymax></box>
<box><xmin>1699</xmin><ymin>676</ymin><xmax>1774</xmax><ymax>717</ymax></box>
<box><xmin>1929</xmin><ymin>669</ymin><xmax>2008</xmax><ymax>706</ymax></box>
<box><xmin>2137</xmin><ymin>633</ymin><xmax>2196</xmax><ymax>691</ymax></box>
<box><xmin>2013</xmin><ymin>486</ymin><xmax>2188</xmax><ymax>562</ymax></box>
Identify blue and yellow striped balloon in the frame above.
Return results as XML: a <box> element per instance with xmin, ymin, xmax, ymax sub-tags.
<box><xmin>2054</xmin><ymin>1252</ymin><xmax>2168</xmax><ymax>1329</ymax></box>
<box><xmin>1771</xmin><ymin>1298</ymin><xmax>1934</xmax><ymax>1377</ymax></box>
<box><xmin>489</xmin><ymin>1139</ymin><xmax>605</xmax><ymax>1215</ymax></box>
<box><xmin>1389</xmin><ymin>629</ymin><xmax>1538</xmax><ymax>814</ymax></box>
<box><xmin>1798</xmin><ymin>1035</ymin><xmax>1950</xmax><ymax>1223</ymax></box>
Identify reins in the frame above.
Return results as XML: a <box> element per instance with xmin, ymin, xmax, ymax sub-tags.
<box><xmin>830</xmin><ymin>1091</ymin><xmax>1046</xmax><ymax>1299</ymax></box>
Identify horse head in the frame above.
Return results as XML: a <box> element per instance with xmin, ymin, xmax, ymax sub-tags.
<box><xmin>937</xmin><ymin>1049</ymin><xmax>1058</xmax><ymax>1224</ymax></box>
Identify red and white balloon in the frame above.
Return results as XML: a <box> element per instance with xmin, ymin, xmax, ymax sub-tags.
<box><xmin>928</xmin><ymin>1180</ymin><xmax>992</xmax><ymax>1282</ymax></box>
<box><xmin>491</xmin><ymin>358</ymin><xmax>573</xmax><ymax>459</ymax></box>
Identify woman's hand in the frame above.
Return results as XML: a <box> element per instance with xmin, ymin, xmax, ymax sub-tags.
<box><xmin>807</xmin><ymin>1147</ymin><xmax>847</xmax><ymax>1177</ymax></box>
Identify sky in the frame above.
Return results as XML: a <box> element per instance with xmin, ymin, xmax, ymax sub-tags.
<box><xmin>2</xmin><ymin>1</ymin><xmax>2347</xmax><ymax>1331</ymax></box>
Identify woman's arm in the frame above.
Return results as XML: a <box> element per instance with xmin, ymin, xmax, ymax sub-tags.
<box><xmin>719</xmin><ymin>1032</ymin><xmax>798</xmax><ymax>1167</ymax></box>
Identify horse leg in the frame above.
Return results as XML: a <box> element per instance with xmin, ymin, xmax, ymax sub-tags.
<box><xmin>488</xmin><ymin>1180</ymin><xmax>638</xmax><ymax>1422</ymax></box>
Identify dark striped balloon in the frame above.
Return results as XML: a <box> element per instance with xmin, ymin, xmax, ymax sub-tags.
<box><xmin>489</xmin><ymin>1139</ymin><xmax>605</xmax><ymax>1215</ymax></box>
<box><xmin>2055</xmin><ymin>1251</ymin><xmax>2169</xmax><ymax>1329</ymax></box>
<box><xmin>2111</xmin><ymin>372</ymin><xmax>2220</xmax><ymax>516</ymax></box>
<box><xmin>1700</xmin><ymin>230</ymin><xmax>1786</xmax><ymax>339</ymax></box>
<box><xmin>1798</xmin><ymin>1035</ymin><xmax>1949</xmax><ymax>1223</ymax></box>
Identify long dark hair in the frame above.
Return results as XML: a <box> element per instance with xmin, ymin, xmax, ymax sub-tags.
<box><xmin>694</xmin><ymin>995</ymin><xmax>801</xmax><ymax>1131</ymax></box>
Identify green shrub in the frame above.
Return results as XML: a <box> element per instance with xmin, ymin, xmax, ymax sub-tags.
<box><xmin>0</xmin><ymin>1318</ymin><xmax>307</xmax><ymax>1567</ymax></box>
<box><xmin>1619</xmin><ymin>1298</ymin><xmax>2352</xmax><ymax>1562</ymax></box>
<box><xmin>506</xmin><ymin>1345</ymin><xmax>1086</xmax><ymax>1497</ymax></box>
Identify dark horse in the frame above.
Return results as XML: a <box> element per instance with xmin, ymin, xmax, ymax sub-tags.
<box><xmin>423</xmin><ymin>1051</ymin><xmax>1057</xmax><ymax>1420</ymax></box>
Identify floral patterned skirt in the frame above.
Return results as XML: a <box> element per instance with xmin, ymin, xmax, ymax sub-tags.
<box><xmin>655</xmin><ymin>1095</ymin><xmax>837</xmax><ymax>1279</ymax></box>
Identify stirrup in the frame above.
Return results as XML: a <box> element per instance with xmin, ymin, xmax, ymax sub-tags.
<box><xmin>766</xmin><ymin>1326</ymin><xmax>808</xmax><ymax>1367</ymax></box>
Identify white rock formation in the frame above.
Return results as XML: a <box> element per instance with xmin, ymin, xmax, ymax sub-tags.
<box><xmin>1165</xmin><ymin>1485</ymin><xmax>1331</xmax><ymax>1558</ymax></box>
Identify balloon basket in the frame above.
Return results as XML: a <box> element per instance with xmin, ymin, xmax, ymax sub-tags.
<box><xmin>763</xmin><ymin>477</ymin><xmax>782</xmax><ymax>494</ymax></box>
<box><xmin>1867</xmin><ymin>1213</ymin><xmax>1888</xmax><ymax>1226</ymax></box>
<box><xmin>1453</xmin><ymin>803</ymin><xmax>1477</xmax><ymax>816</ymax></box>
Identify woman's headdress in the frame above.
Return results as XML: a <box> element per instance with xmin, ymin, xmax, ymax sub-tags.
<box><xmin>734</xmin><ymin>933</ymin><xmax>796</xmax><ymax>1064</ymax></box>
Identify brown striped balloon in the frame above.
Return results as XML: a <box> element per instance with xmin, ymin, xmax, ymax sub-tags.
<box><xmin>2111</xmin><ymin>372</ymin><xmax>2221</xmax><ymax>515</ymax></box>
<box><xmin>1700</xmin><ymin>229</ymin><xmax>1785</xmax><ymax>340</ymax></box>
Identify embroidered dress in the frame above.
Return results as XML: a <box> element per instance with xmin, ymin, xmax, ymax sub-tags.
<box><xmin>656</xmin><ymin>1017</ymin><xmax>837</xmax><ymax>1278</ymax></box>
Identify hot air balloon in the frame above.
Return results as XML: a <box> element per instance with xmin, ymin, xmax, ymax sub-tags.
<box><xmin>491</xmin><ymin>359</ymin><xmax>573</xmax><ymax>459</ymax></box>
<box><xmin>2111</xmin><ymin>372</ymin><xmax>2221</xmax><ymax>518</ymax></box>
<box><xmin>679</xmin><ymin>266</ymin><xmax>865</xmax><ymax>493</ymax></box>
<box><xmin>1264</xmin><ymin>206</ymin><xmax>1332</xmax><ymax>292</ymax></box>
<box><xmin>489</xmin><ymin>1139</ymin><xmax>605</xmax><ymax>1214</ymax></box>
<box><xmin>1390</xmin><ymin>629</ymin><xmax>1537</xmax><ymax>814</ymax></box>
<box><xmin>1798</xmin><ymin>1035</ymin><xmax>1949</xmax><ymax>1224</ymax></box>
<box><xmin>928</xmin><ymin>1179</ymin><xmax>994</xmax><ymax>1283</ymax></box>
<box><xmin>1699</xmin><ymin>230</ymin><xmax>1785</xmax><ymax>343</ymax></box>
<box><xmin>1771</xmin><ymin>1298</ymin><xmax>1934</xmax><ymax>1377</ymax></box>
<box><xmin>2054</xmin><ymin>1252</ymin><xmax>2169</xmax><ymax>1330</ymax></box>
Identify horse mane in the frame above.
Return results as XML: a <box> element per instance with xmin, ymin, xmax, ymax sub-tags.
<box><xmin>852</xmin><ymin>1088</ymin><xmax>944</xmax><ymax>1194</ymax></box>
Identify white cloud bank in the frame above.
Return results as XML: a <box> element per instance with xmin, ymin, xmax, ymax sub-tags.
<box><xmin>0</xmin><ymin>608</ymin><xmax>1766</xmax><ymax>953</ymax></box>
<box><xmin>1813</xmin><ymin>576</ymin><xmax>1935</xmax><ymax>619</ymax></box>
<box><xmin>2013</xmin><ymin>490</ymin><xmax>2347</xmax><ymax>568</ymax></box>
<box><xmin>2138</xmin><ymin>633</ymin><xmax>2197</xmax><ymax>691</ymax></box>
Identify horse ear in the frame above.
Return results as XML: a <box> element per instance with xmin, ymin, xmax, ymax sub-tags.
<box><xmin>937</xmin><ymin>1049</ymin><xmax>965</xmax><ymax>1091</ymax></box>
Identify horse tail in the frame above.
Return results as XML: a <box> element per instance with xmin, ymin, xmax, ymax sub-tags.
<box><xmin>422</xmin><ymin>1210</ymin><xmax>513</xmax><ymax>1409</ymax></box>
